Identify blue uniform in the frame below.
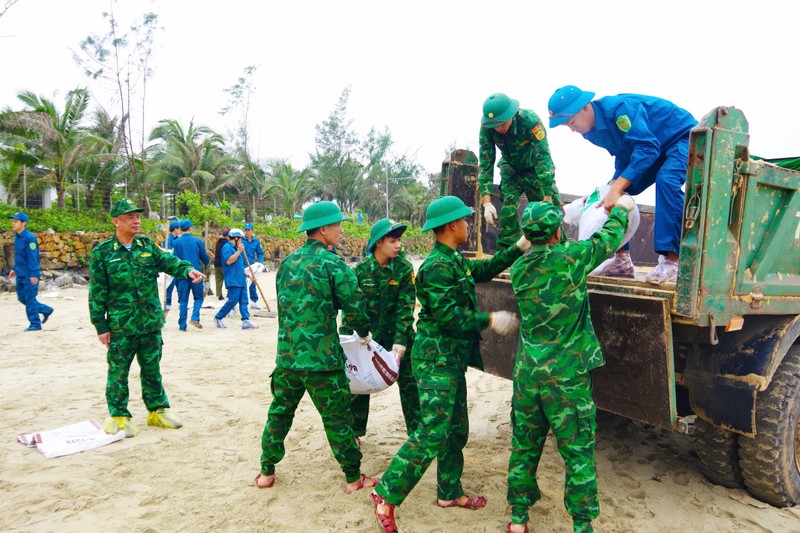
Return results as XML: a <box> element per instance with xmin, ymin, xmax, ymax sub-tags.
<box><xmin>13</xmin><ymin>228</ymin><xmax>53</xmax><ymax>330</ymax></box>
<box><xmin>165</xmin><ymin>233</ymin><xmax>180</xmax><ymax>306</ymax></box>
<box><xmin>583</xmin><ymin>94</ymin><xmax>697</xmax><ymax>255</ymax></box>
<box><xmin>172</xmin><ymin>233</ymin><xmax>209</xmax><ymax>329</ymax></box>
<box><xmin>215</xmin><ymin>241</ymin><xmax>250</xmax><ymax>321</ymax></box>
<box><xmin>243</xmin><ymin>236</ymin><xmax>265</xmax><ymax>302</ymax></box>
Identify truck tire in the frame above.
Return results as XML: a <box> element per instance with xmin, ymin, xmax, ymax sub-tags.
<box><xmin>738</xmin><ymin>345</ymin><xmax>800</xmax><ymax>507</ymax></box>
<box><xmin>694</xmin><ymin>418</ymin><xmax>743</xmax><ymax>488</ymax></box>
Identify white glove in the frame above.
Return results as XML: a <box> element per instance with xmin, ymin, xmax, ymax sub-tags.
<box><xmin>358</xmin><ymin>332</ymin><xmax>373</xmax><ymax>345</ymax></box>
<box><xmin>615</xmin><ymin>194</ymin><xmax>636</xmax><ymax>212</ymax></box>
<box><xmin>515</xmin><ymin>235</ymin><xmax>532</xmax><ymax>252</ymax></box>
<box><xmin>391</xmin><ymin>344</ymin><xmax>406</xmax><ymax>359</ymax></box>
<box><xmin>483</xmin><ymin>202</ymin><xmax>497</xmax><ymax>227</ymax></box>
<box><xmin>489</xmin><ymin>311</ymin><xmax>520</xmax><ymax>335</ymax></box>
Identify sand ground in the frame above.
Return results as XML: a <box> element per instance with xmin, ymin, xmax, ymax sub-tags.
<box><xmin>1</xmin><ymin>267</ymin><xmax>798</xmax><ymax>533</ymax></box>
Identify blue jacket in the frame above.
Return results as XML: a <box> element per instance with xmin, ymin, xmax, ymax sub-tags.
<box><xmin>13</xmin><ymin>228</ymin><xmax>41</xmax><ymax>278</ymax></box>
<box><xmin>583</xmin><ymin>94</ymin><xmax>697</xmax><ymax>188</ymax></box>
<box><xmin>221</xmin><ymin>241</ymin><xmax>246</xmax><ymax>287</ymax></box>
<box><xmin>243</xmin><ymin>236</ymin><xmax>264</xmax><ymax>264</ymax></box>
<box><xmin>167</xmin><ymin>233</ymin><xmax>179</xmax><ymax>250</ymax></box>
<box><xmin>171</xmin><ymin>233</ymin><xmax>209</xmax><ymax>271</ymax></box>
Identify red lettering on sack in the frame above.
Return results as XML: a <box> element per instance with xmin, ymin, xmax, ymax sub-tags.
<box><xmin>371</xmin><ymin>350</ymin><xmax>399</xmax><ymax>385</ymax></box>
<box><xmin>346</xmin><ymin>362</ymin><xmax>358</xmax><ymax>373</ymax></box>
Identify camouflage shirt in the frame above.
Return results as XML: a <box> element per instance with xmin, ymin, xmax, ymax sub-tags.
<box><xmin>510</xmin><ymin>207</ymin><xmax>628</xmax><ymax>381</ymax></box>
<box><xmin>414</xmin><ymin>241</ymin><xmax>523</xmax><ymax>370</ymax></box>
<box><xmin>89</xmin><ymin>234</ymin><xmax>195</xmax><ymax>336</ymax></box>
<box><xmin>276</xmin><ymin>239</ymin><xmax>370</xmax><ymax>372</ymax></box>
<box><xmin>478</xmin><ymin>108</ymin><xmax>556</xmax><ymax>197</ymax></box>
<box><xmin>340</xmin><ymin>254</ymin><xmax>416</xmax><ymax>349</ymax></box>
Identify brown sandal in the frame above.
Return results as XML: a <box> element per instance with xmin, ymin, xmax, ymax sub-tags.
<box><xmin>344</xmin><ymin>473</ymin><xmax>380</xmax><ymax>494</ymax></box>
<box><xmin>437</xmin><ymin>494</ymin><xmax>487</xmax><ymax>510</ymax></box>
<box><xmin>254</xmin><ymin>473</ymin><xmax>276</xmax><ymax>489</ymax></box>
<box><xmin>370</xmin><ymin>491</ymin><xmax>398</xmax><ymax>533</ymax></box>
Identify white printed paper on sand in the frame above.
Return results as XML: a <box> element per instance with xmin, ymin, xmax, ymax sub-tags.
<box><xmin>17</xmin><ymin>419</ymin><xmax>125</xmax><ymax>458</ymax></box>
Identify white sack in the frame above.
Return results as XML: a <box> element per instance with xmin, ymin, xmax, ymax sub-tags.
<box><xmin>17</xmin><ymin>420</ymin><xmax>125</xmax><ymax>458</ymax></box>
<box><xmin>341</xmin><ymin>334</ymin><xmax>400</xmax><ymax>395</ymax></box>
<box><xmin>562</xmin><ymin>185</ymin><xmax>640</xmax><ymax>249</ymax></box>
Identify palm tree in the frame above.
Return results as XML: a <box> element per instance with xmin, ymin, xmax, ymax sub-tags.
<box><xmin>0</xmin><ymin>88</ymin><xmax>90</xmax><ymax>208</ymax></box>
<box><xmin>71</xmin><ymin>109</ymin><xmax>125</xmax><ymax>211</ymax></box>
<box><xmin>268</xmin><ymin>160</ymin><xmax>313</xmax><ymax>218</ymax></box>
<box><xmin>219</xmin><ymin>159</ymin><xmax>272</xmax><ymax>222</ymax></box>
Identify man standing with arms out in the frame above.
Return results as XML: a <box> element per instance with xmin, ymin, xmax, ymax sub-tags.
<box><xmin>213</xmin><ymin>229</ymin><xmax>229</xmax><ymax>301</ymax></box>
<box><xmin>506</xmin><ymin>197</ymin><xmax>633</xmax><ymax>533</ymax></box>
<box><xmin>89</xmin><ymin>199</ymin><xmax>205</xmax><ymax>437</ymax></box>
<box><xmin>213</xmin><ymin>228</ymin><xmax>258</xmax><ymax>330</ymax></box>
<box><xmin>547</xmin><ymin>85</ymin><xmax>697</xmax><ymax>284</ymax></box>
<box><xmin>479</xmin><ymin>93</ymin><xmax>561</xmax><ymax>249</ymax></box>
<box><xmin>242</xmin><ymin>222</ymin><xmax>265</xmax><ymax>309</ymax></box>
<box><xmin>341</xmin><ymin>218</ymin><xmax>420</xmax><ymax>443</ymax></box>
<box><xmin>8</xmin><ymin>211</ymin><xmax>53</xmax><ymax>331</ymax></box>
<box><xmin>370</xmin><ymin>196</ymin><xmax>527</xmax><ymax>533</ymax></box>
<box><xmin>164</xmin><ymin>220</ymin><xmax>181</xmax><ymax>311</ymax></box>
<box><xmin>172</xmin><ymin>218</ymin><xmax>210</xmax><ymax>331</ymax></box>
<box><xmin>256</xmin><ymin>201</ymin><xmax>380</xmax><ymax>494</ymax></box>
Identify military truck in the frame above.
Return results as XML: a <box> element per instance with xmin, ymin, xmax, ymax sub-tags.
<box><xmin>440</xmin><ymin>106</ymin><xmax>800</xmax><ymax>507</ymax></box>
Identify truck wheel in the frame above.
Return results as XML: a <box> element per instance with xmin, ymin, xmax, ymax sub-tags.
<box><xmin>694</xmin><ymin>418</ymin><xmax>743</xmax><ymax>488</ymax></box>
<box><xmin>739</xmin><ymin>345</ymin><xmax>800</xmax><ymax>507</ymax></box>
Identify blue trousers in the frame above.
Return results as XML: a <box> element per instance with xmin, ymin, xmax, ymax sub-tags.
<box><xmin>249</xmin><ymin>280</ymin><xmax>259</xmax><ymax>302</ymax></box>
<box><xmin>16</xmin><ymin>277</ymin><xmax>53</xmax><ymax>330</ymax></box>
<box><xmin>215</xmin><ymin>286</ymin><xmax>250</xmax><ymax>321</ymax></box>
<box><xmin>166</xmin><ymin>277</ymin><xmax>177</xmax><ymax>306</ymax></box>
<box><xmin>176</xmin><ymin>279</ymin><xmax>204</xmax><ymax>329</ymax></box>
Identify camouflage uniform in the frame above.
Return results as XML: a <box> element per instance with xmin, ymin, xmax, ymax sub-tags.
<box><xmin>507</xmin><ymin>207</ymin><xmax>628</xmax><ymax>531</ymax></box>
<box><xmin>341</xmin><ymin>253</ymin><xmax>419</xmax><ymax>437</ymax></box>
<box><xmin>374</xmin><ymin>241</ymin><xmax>523</xmax><ymax>505</ymax></box>
<box><xmin>89</xmin><ymin>234</ymin><xmax>194</xmax><ymax>417</ymax></box>
<box><xmin>260</xmin><ymin>239</ymin><xmax>371</xmax><ymax>483</ymax></box>
<box><xmin>479</xmin><ymin>108</ymin><xmax>561</xmax><ymax>248</ymax></box>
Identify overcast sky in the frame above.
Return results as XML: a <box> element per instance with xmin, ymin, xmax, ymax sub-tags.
<box><xmin>1</xmin><ymin>0</ymin><xmax>798</xmax><ymax>206</ymax></box>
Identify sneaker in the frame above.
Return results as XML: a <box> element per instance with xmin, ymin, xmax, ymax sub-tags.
<box><xmin>250</xmin><ymin>301</ymin><xmax>263</xmax><ymax>310</ymax></box>
<box><xmin>146</xmin><ymin>408</ymin><xmax>183</xmax><ymax>429</ymax></box>
<box><xmin>646</xmin><ymin>255</ymin><xmax>679</xmax><ymax>285</ymax></box>
<box><xmin>165</xmin><ymin>304</ymin><xmax>172</xmax><ymax>310</ymax></box>
<box><xmin>190</xmin><ymin>320</ymin><xmax>203</xmax><ymax>329</ymax></box>
<box><xmin>42</xmin><ymin>309</ymin><xmax>54</xmax><ymax>324</ymax></box>
<box><xmin>591</xmin><ymin>253</ymin><xmax>635</xmax><ymax>278</ymax></box>
<box><xmin>242</xmin><ymin>319</ymin><xmax>259</xmax><ymax>330</ymax></box>
<box><xmin>229</xmin><ymin>308</ymin><xmax>239</xmax><ymax>318</ymax></box>
<box><xmin>214</xmin><ymin>318</ymin><xmax>226</xmax><ymax>329</ymax></box>
<box><xmin>218</xmin><ymin>295</ymin><xmax>225</xmax><ymax>301</ymax></box>
<box><xmin>103</xmin><ymin>416</ymin><xmax>138</xmax><ymax>438</ymax></box>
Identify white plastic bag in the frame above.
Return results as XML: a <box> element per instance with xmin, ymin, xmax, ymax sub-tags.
<box><xmin>17</xmin><ymin>420</ymin><xmax>125</xmax><ymax>458</ymax></box>
<box><xmin>341</xmin><ymin>334</ymin><xmax>400</xmax><ymax>394</ymax></box>
<box><xmin>563</xmin><ymin>185</ymin><xmax>640</xmax><ymax>248</ymax></box>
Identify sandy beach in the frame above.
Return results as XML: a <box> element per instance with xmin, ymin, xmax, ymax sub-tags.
<box><xmin>1</xmin><ymin>266</ymin><xmax>798</xmax><ymax>533</ymax></box>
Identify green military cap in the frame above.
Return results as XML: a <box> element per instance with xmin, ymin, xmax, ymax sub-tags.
<box><xmin>297</xmin><ymin>201</ymin><xmax>344</xmax><ymax>232</ymax></box>
<box><xmin>521</xmin><ymin>201</ymin><xmax>563</xmax><ymax>241</ymax></box>
<box><xmin>422</xmin><ymin>196</ymin><xmax>474</xmax><ymax>231</ymax></box>
<box><xmin>482</xmin><ymin>93</ymin><xmax>519</xmax><ymax>128</ymax></box>
<box><xmin>368</xmin><ymin>218</ymin><xmax>407</xmax><ymax>253</ymax></box>
<box><xmin>110</xmin><ymin>198</ymin><xmax>144</xmax><ymax>218</ymax></box>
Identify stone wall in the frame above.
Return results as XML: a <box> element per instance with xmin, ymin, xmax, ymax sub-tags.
<box><xmin>0</xmin><ymin>232</ymin><xmax>434</xmax><ymax>271</ymax></box>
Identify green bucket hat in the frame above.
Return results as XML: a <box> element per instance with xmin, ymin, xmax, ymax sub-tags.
<box><xmin>297</xmin><ymin>201</ymin><xmax>344</xmax><ymax>232</ymax></box>
<box><xmin>521</xmin><ymin>201</ymin><xmax>563</xmax><ymax>241</ymax></box>
<box><xmin>368</xmin><ymin>218</ymin><xmax>407</xmax><ymax>253</ymax></box>
<box><xmin>422</xmin><ymin>196</ymin><xmax>474</xmax><ymax>231</ymax></box>
<box><xmin>481</xmin><ymin>93</ymin><xmax>519</xmax><ymax>128</ymax></box>
<box><xmin>110</xmin><ymin>198</ymin><xmax>144</xmax><ymax>218</ymax></box>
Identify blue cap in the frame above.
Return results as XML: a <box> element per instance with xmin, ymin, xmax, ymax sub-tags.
<box><xmin>179</xmin><ymin>219</ymin><xmax>193</xmax><ymax>230</ymax></box>
<box><xmin>8</xmin><ymin>211</ymin><xmax>29</xmax><ymax>223</ymax></box>
<box><xmin>547</xmin><ymin>85</ymin><xmax>595</xmax><ymax>128</ymax></box>
<box><xmin>169</xmin><ymin>221</ymin><xmax>180</xmax><ymax>231</ymax></box>
<box><xmin>243</xmin><ymin>223</ymin><xmax>254</xmax><ymax>230</ymax></box>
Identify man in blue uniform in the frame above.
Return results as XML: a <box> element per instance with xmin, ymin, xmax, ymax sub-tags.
<box><xmin>547</xmin><ymin>86</ymin><xmax>697</xmax><ymax>284</ymax></box>
<box><xmin>242</xmin><ymin>222</ymin><xmax>265</xmax><ymax>308</ymax></box>
<box><xmin>172</xmin><ymin>219</ymin><xmax>210</xmax><ymax>330</ymax></box>
<box><xmin>8</xmin><ymin>212</ymin><xmax>53</xmax><ymax>331</ymax></box>
<box><xmin>164</xmin><ymin>220</ymin><xmax>181</xmax><ymax>310</ymax></box>
<box><xmin>214</xmin><ymin>228</ymin><xmax>258</xmax><ymax>330</ymax></box>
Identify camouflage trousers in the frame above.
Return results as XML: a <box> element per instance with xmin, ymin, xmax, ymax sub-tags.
<box><xmin>260</xmin><ymin>367</ymin><xmax>363</xmax><ymax>483</ymax></box>
<box><xmin>497</xmin><ymin>171</ymin><xmax>562</xmax><ymax>249</ymax></box>
<box><xmin>106</xmin><ymin>332</ymin><xmax>169</xmax><ymax>418</ymax></box>
<box><xmin>350</xmin><ymin>345</ymin><xmax>421</xmax><ymax>437</ymax></box>
<box><xmin>374</xmin><ymin>359</ymin><xmax>469</xmax><ymax>505</ymax></box>
<box><xmin>507</xmin><ymin>372</ymin><xmax>599</xmax><ymax>526</ymax></box>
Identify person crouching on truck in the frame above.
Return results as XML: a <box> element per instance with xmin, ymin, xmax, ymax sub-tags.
<box><xmin>547</xmin><ymin>85</ymin><xmax>697</xmax><ymax>284</ymax></box>
<box><xmin>505</xmin><ymin>197</ymin><xmax>633</xmax><ymax>533</ymax></box>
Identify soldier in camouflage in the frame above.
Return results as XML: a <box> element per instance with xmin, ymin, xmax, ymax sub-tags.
<box><xmin>340</xmin><ymin>218</ymin><xmax>419</xmax><ymax>441</ymax></box>
<box><xmin>479</xmin><ymin>93</ymin><xmax>561</xmax><ymax>249</ymax></box>
<box><xmin>256</xmin><ymin>201</ymin><xmax>380</xmax><ymax>494</ymax></box>
<box><xmin>370</xmin><ymin>196</ymin><xmax>528</xmax><ymax>533</ymax></box>
<box><xmin>89</xmin><ymin>199</ymin><xmax>205</xmax><ymax>438</ymax></box>
<box><xmin>505</xmin><ymin>197</ymin><xmax>633</xmax><ymax>533</ymax></box>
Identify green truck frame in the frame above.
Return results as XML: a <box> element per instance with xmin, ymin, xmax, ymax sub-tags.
<box><xmin>441</xmin><ymin>106</ymin><xmax>800</xmax><ymax>507</ymax></box>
